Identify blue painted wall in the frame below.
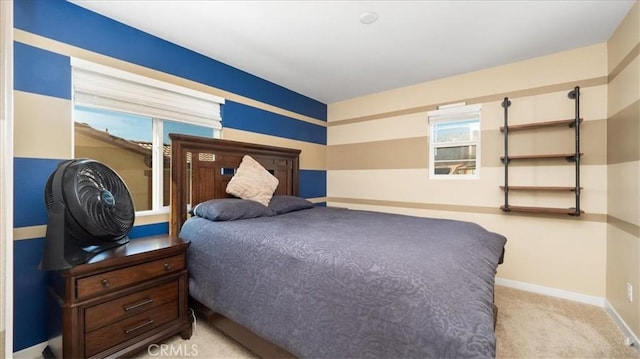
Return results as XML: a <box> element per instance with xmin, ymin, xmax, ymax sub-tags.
<box><xmin>13</xmin><ymin>42</ymin><xmax>71</xmax><ymax>99</ymax></box>
<box><xmin>14</xmin><ymin>0</ymin><xmax>326</xmax><ymax>120</ymax></box>
<box><xmin>13</xmin><ymin>0</ymin><xmax>327</xmax><ymax>351</ymax></box>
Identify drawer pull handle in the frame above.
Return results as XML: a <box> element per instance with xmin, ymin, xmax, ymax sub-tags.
<box><xmin>123</xmin><ymin>319</ymin><xmax>155</xmax><ymax>335</ymax></box>
<box><xmin>164</xmin><ymin>263</ymin><xmax>172</xmax><ymax>271</ymax></box>
<box><xmin>123</xmin><ymin>297</ymin><xmax>154</xmax><ymax>312</ymax></box>
<box><xmin>101</xmin><ymin>279</ymin><xmax>110</xmax><ymax>288</ymax></box>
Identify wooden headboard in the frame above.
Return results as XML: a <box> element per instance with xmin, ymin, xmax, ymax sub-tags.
<box><xmin>169</xmin><ymin>133</ymin><xmax>301</xmax><ymax>237</ymax></box>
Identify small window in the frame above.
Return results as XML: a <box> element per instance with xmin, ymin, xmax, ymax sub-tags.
<box><xmin>428</xmin><ymin>104</ymin><xmax>481</xmax><ymax>178</ymax></box>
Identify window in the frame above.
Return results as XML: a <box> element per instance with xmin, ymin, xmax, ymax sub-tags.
<box><xmin>71</xmin><ymin>59</ymin><xmax>224</xmax><ymax>214</ymax></box>
<box><xmin>428</xmin><ymin>104</ymin><xmax>481</xmax><ymax>178</ymax></box>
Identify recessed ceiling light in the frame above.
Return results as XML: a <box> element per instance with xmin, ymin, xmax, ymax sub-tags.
<box><xmin>360</xmin><ymin>11</ymin><xmax>378</xmax><ymax>25</ymax></box>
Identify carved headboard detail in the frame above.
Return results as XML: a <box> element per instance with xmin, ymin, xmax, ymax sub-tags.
<box><xmin>168</xmin><ymin>133</ymin><xmax>301</xmax><ymax>237</ymax></box>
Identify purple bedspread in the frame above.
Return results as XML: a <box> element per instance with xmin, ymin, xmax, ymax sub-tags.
<box><xmin>180</xmin><ymin>207</ymin><xmax>506</xmax><ymax>358</ymax></box>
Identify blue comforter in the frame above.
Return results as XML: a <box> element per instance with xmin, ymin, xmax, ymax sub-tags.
<box><xmin>181</xmin><ymin>207</ymin><xmax>506</xmax><ymax>358</ymax></box>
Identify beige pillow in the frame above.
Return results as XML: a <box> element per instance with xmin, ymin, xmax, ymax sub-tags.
<box><xmin>226</xmin><ymin>155</ymin><xmax>279</xmax><ymax>206</ymax></box>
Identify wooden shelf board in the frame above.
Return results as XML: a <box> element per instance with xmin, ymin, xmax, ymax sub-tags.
<box><xmin>500</xmin><ymin>205</ymin><xmax>584</xmax><ymax>215</ymax></box>
<box><xmin>499</xmin><ymin>186</ymin><xmax>580</xmax><ymax>192</ymax></box>
<box><xmin>500</xmin><ymin>118</ymin><xmax>583</xmax><ymax>132</ymax></box>
<box><xmin>501</xmin><ymin>153</ymin><xmax>583</xmax><ymax>161</ymax></box>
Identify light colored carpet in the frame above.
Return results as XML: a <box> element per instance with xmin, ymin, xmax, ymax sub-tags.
<box><xmin>134</xmin><ymin>285</ymin><xmax>640</xmax><ymax>358</ymax></box>
<box><xmin>495</xmin><ymin>286</ymin><xmax>638</xmax><ymax>359</ymax></box>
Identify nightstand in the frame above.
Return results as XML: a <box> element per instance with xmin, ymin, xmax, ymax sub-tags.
<box><xmin>43</xmin><ymin>235</ymin><xmax>192</xmax><ymax>359</ymax></box>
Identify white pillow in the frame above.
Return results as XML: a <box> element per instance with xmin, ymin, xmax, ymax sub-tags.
<box><xmin>226</xmin><ymin>155</ymin><xmax>279</xmax><ymax>206</ymax></box>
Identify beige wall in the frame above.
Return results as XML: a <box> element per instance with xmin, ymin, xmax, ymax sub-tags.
<box><xmin>607</xmin><ymin>1</ymin><xmax>640</xmax><ymax>340</ymax></box>
<box><xmin>328</xmin><ymin>44</ymin><xmax>610</xmax><ymax>299</ymax></box>
<box><xmin>328</xmin><ymin>1</ymin><xmax>640</xmax><ymax>341</ymax></box>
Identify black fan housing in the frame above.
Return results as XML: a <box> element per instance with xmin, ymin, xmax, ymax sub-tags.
<box><xmin>40</xmin><ymin>159</ymin><xmax>135</xmax><ymax>271</ymax></box>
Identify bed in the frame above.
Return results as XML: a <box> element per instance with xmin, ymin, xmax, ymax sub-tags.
<box><xmin>169</xmin><ymin>133</ymin><xmax>507</xmax><ymax>359</ymax></box>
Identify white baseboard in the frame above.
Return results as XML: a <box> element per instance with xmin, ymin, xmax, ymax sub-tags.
<box><xmin>496</xmin><ymin>277</ymin><xmax>639</xmax><ymax>353</ymax></box>
<box><xmin>12</xmin><ymin>341</ymin><xmax>46</xmax><ymax>359</ymax></box>
<box><xmin>605</xmin><ymin>300</ymin><xmax>640</xmax><ymax>353</ymax></box>
<box><xmin>495</xmin><ymin>277</ymin><xmax>605</xmax><ymax>307</ymax></box>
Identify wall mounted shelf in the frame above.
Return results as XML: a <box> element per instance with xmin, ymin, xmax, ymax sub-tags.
<box><xmin>499</xmin><ymin>205</ymin><xmax>583</xmax><ymax>215</ymax></box>
<box><xmin>499</xmin><ymin>186</ymin><xmax>582</xmax><ymax>192</ymax></box>
<box><xmin>499</xmin><ymin>118</ymin><xmax>583</xmax><ymax>132</ymax></box>
<box><xmin>500</xmin><ymin>86</ymin><xmax>584</xmax><ymax>216</ymax></box>
<box><xmin>500</xmin><ymin>153</ymin><xmax>583</xmax><ymax>161</ymax></box>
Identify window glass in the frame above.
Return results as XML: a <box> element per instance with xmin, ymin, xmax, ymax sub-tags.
<box><xmin>74</xmin><ymin>106</ymin><xmax>154</xmax><ymax>211</ymax></box>
<box><xmin>433</xmin><ymin>119</ymin><xmax>479</xmax><ymax>143</ymax></box>
<box><xmin>428</xmin><ymin>105</ymin><xmax>481</xmax><ymax>178</ymax></box>
<box><xmin>74</xmin><ymin>107</ymin><xmax>214</xmax><ymax>212</ymax></box>
<box><xmin>433</xmin><ymin>144</ymin><xmax>477</xmax><ymax>175</ymax></box>
<box><xmin>161</xmin><ymin>121</ymin><xmax>213</xmax><ymax>206</ymax></box>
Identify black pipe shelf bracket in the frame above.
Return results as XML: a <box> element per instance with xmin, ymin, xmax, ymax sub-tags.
<box><xmin>499</xmin><ymin>87</ymin><xmax>584</xmax><ymax>216</ymax></box>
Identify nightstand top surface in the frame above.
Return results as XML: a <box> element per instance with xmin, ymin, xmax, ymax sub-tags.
<box><xmin>64</xmin><ymin>235</ymin><xmax>189</xmax><ymax>275</ymax></box>
<box><xmin>89</xmin><ymin>235</ymin><xmax>188</xmax><ymax>263</ymax></box>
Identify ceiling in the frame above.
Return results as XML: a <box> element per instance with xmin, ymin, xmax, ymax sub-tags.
<box><xmin>71</xmin><ymin>1</ymin><xmax>635</xmax><ymax>104</ymax></box>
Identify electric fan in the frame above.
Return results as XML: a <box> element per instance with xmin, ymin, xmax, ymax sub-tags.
<box><xmin>39</xmin><ymin>159</ymin><xmax>135</xmax><ymax>271</ymax></box>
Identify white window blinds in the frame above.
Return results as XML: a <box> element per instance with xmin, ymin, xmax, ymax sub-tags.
<box><xmin>71</xmin><ymin>58</ymin><xmax>224</xmax><ymax>129</ymax></box>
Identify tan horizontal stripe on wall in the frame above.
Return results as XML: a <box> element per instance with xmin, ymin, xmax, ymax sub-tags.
<box><xmin>14</xmin><ymin>91</ymin><xmax>73</xmax><ymax>159</ymax></box>
<box><xmin>471</xmin><ymin>78</ymin><xmax>606</xmax><ymax>110</ymax></box>
<box><xmin>328</xmin><ymin>197</ymin><xmax>606</xmax><ymax>222</ymax></box>
<box><xmin>329</xmin><ymin>196</ymin><xmax>501</xmax><ymax>214</ymax></box>
<box><xmin>14</xmin><ymin>29</ymin><xmax>326</xmax><ymax>128</ymax></box>
<box><xmin>608</xmin><ymin>100</ymin><xmax>640</xmax><ymax>164</ymax></box>
<box><xmin>484</xmin><ymin>119</ymin><xmax>606</xmax><ymax>167</ymax></box>
<box><xmin>327</xmin><ymin>137</ymin><xmax>427</xmax><ymax>170</ymax></box>
<box><xmin>328</xmin><ymin>78</ymin><xmax>608</xmax><ymax>127</ymax></box>
<box><xmin>223</xmin><ymin>128</ymin><xmax>326</xmax><ymax>170</ymax></box>
<box><xmin>13</xmin><ymin>213</ymin><xmax>169</xmax><ymax>241</ymax></box>
<box><xmin>15</xmin><ymin>199</ymin><xmax>610</xmax><ymax>237</ymax></box>
<box><xmin>608</xmin><ymin>215</ymin><xmax>640</xmax><ymax>237</ymax></box>
<box><xmin>609</xmin><ymin>42</ymin><xmax>640</xmax><ymax>84</ymax></box>
<box><xmin>329</xmin><ymin>119</ymin><xmax>606</xmax><ymax>171</ymax></box>
<box><xmin>13</xmin><ymin>225</ymin><xmax>46</xmax><ymax>241</ymax></box>
<box><xmin>135</xmin><ymin>213</ymin><xmax>170</xmax><ymax>225</ymax></box>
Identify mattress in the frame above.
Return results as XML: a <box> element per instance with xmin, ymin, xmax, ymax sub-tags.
<box><xmin>180</xmin><ymin>206</ymin><xmax>506</xmax><ymax>358</ymax></box>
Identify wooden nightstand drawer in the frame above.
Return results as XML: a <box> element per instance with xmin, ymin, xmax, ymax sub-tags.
<box><xmin>44</xmin><ymin>236</ymin><xmax>192</xmax><ymax>359</ymax></box>
<box><xmin>85</xmin><ymin>301</ymin><xmax>178</xmax><ymax>357</ymax></box>
<box><xmin>76</xmin><ymin>254</ymin><xmax>185</xmax><ymax>299</ymax></box>
<box><xmin>85</xmin><ymin>280</ymin><xmax>179</xmax><ymax>332</ymax></box>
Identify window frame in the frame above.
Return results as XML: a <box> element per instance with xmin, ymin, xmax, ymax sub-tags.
<box><xmin>427</xmin><ymin>103</ymin><xmax>481</xmax><ymax>179</ymax></box>
<box><xmin>70</xmin><ymin>59</ymin><xmax>224</xmax><ymax>216</ymax></box>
